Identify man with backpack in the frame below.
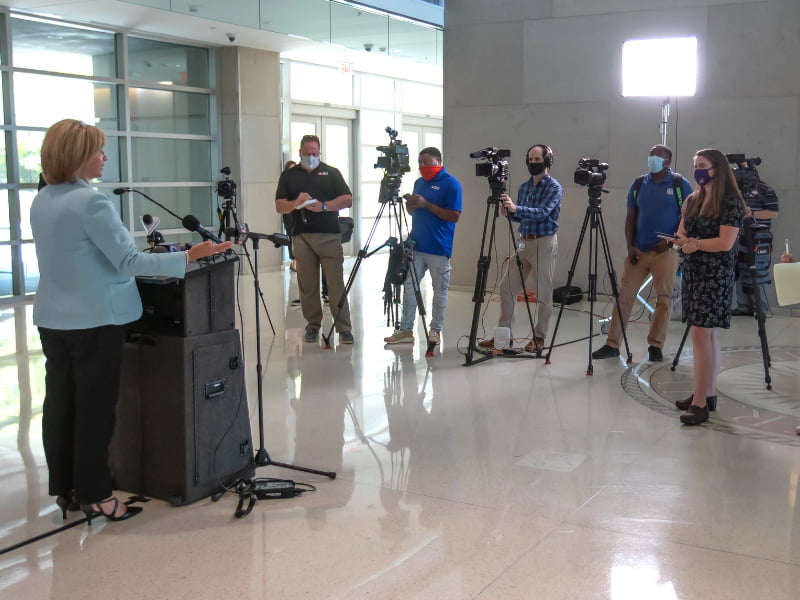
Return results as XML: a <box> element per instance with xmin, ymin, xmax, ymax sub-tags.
<box><xmin>592</xmin><ymin>144</ymin><xmax>693</xmax><ymax>362</ymax></box>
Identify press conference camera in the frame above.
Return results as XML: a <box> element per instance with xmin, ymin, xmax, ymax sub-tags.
<box><xmin>470</xmin><ymin>147</ymin><xmax>510</xmax><ymax>180</ymax></box>
<box><xmin>375</xmin><ymin>126</ymin><xmax>411</xmax><ymax>176</ymax></box>
<box><xmin>574</xmin><ymin>158</ymin><xmax>609</xmax><ymax>187</ymax></box>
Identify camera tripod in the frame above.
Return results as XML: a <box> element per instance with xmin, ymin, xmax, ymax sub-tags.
<box><xmin>464</xmin><ymin>178</ymin><xmax>539</xmax><ymax>366</ymax></box>
<box><xmin>544</xmin><ymin>187</ymin><xmax>633</xmax><ymax>373</ymax></box>
<box><xmin>670</xmin><ymin>217</ymin><xmax>772</xmax><ymax>389</ymax></box>
<box><xmin>212</xmin><ymin>196</ymin><xmax>335</xmax><ymax>519</ymax></box>
<box><xmin>329</xmin><ymin>172</ymin><xmax>437</xmax><ymax>356</ymax></box>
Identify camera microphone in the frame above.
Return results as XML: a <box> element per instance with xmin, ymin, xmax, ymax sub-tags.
<box><xmin>469</xmin><ymin>149</ymin><xmax>488</xmax><ymax>159</ymax></box>
<box><xmin>182</xmin><ymin>214</ymin><xmax>223</xmax><ymax>243</ymax></box>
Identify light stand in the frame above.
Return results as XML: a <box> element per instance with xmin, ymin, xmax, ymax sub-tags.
<box><xmin>544</xmin><ymin>182</ymin><xmax>633</xmax><ymax>374</ymax></box>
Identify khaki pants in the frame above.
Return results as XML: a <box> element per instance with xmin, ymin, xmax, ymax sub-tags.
<box><xmin>292</xmin><ymin>232</ymin><xmax>351</xmax><ymax>333</ymax></box>
<box><xmin>498</xmin><ymin>234</ymin><xmax>558</xmax><ymax>341</ymax></box>
<box><xmin>606</xmin><ymin>249</ymin><xmax>679</xmax><ymax>349</ymax></box>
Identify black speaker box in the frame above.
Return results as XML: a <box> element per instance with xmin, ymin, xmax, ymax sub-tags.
<box><xmin>133</xmin><ymin>255</ymin><xmax>238</xmax><ymax>337</ymax></box>
<box><xmin>111</xmin><ymin>328</ymin><xmax>253</xmax><ymax>505</ymax></box>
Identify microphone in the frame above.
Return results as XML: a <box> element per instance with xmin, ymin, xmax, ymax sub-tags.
<box><xmin>140</xmin><ymin>213</ymin><xmax>164</xmax><ymax>247</ymax></box>
<box><xmin>140</xmin><ymin>213</ymin><xmax>160</xmax><ymax>236</ymax></box>
<box><xmin>225</xmin><ymin>223</ymin><xmax>291</xmax><ymax>247</ymax></box>
<box><xmin>182</xmin><ymin>214</ymin><xmax>223</xmax><ymax>243</ymax></box>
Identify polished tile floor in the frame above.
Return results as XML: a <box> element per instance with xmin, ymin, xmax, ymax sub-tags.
<box><xmin>1</xmin><ymin>256</ymin><xmax>799</xmax><ymax>599</ymax></box>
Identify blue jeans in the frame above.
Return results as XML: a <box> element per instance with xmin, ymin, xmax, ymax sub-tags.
<box><xmin>400</xmin><ymin>251</ymin><xmax>451</xmax><ymax>333</ymax></box>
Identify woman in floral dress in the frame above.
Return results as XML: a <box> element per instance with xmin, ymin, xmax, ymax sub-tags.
<box><xmin>674</xmin><ymin>148</ymin><xmax>748</xmax><ymax>425</ymax></box>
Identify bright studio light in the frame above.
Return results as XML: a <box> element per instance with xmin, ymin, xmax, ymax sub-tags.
<box><xmin>621</xmin><ymin>37</ymin><xmax>697</xmax><ymax>97</ymax></box>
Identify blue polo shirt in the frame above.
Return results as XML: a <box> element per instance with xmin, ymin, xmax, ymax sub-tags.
<box><xmin>409</xmin><ymin>167</ymin><xmax>462</xmax><ymax>257</ymax></box>
<box><xmin>627</xmin><ymin>170</ymin><xmax>693</xmax><ymax>252</ymax></box>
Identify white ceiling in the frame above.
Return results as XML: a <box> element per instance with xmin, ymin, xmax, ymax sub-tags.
<box><xmin>1</xmin><ymin>0</ymin><xmax>443</xmax><ymax>84</ymax></box>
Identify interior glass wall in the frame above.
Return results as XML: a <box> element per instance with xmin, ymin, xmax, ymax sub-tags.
<box><xmin>0</xmin><ymin>12</ymin><xmax>218</xmax><ymax>299</ymax></box>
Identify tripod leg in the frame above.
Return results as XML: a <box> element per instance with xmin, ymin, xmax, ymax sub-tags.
<box><xmin>545</xmin><ymin>206</ymin><xmax>592</xmax><ymax>365</ymax></box>
<box><xmin>670</xmin><ymin>322</ymin><xmax>691</xmax><ymax>371</ymax></box>
<box><xmin>505</xmin><ymin>217</ymin><xmax>540</xmax><ymax>355</ymax></box>
<box><xmin>465</xmin><ymin>199</ymin><xmax>500</xmax><ymax>366</ymax></box>
<box><xmin>751</xmin><ymin>284</ymin><xmax>772</xmax><ymax>389</ymax></box>
<box><xmin>596</xmin><ymin>209</ymin><xmax>633</xmax><ymax>365</ymax></box>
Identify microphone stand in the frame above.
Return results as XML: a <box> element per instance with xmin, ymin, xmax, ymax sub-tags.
<box><xmin>218</xmin><ymin>229</ymin><xmax>336</xmax><ymax>518</ymax></box>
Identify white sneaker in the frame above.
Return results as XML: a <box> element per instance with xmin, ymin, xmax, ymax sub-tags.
<box><xmin>384</xmin><ymin>330</ymin><xmax>414</xmax><ymax>344</ymax></box>
<box><xmin>428</xmin><ymin>331</ymin><xmax>441</xmax><ymax>345</ymax></box>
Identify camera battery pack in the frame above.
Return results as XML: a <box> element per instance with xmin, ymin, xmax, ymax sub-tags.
<box><xmin>252</xmin><ymin>479</ymin><xmax>297</xmax><ymax>499</ymax></box>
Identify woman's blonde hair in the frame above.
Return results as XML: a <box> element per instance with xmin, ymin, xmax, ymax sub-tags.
<box><xmin>41</xmin><ymin>119</ymin><xmax>106</xmax><ymax>184</ymax></box>
<box><xmin>683</xmin><ymin>148</ymin><xmax>748</xmax><ymax>220</ymax></box>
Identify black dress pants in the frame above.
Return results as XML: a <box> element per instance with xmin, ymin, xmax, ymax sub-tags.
<box><xmin>38</xmin><ymin>325</ymin><xmax>125</xmax><ymax>504</ymax></box>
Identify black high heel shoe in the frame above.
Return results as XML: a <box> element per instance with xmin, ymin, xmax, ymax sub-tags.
<box><xmin>81</xmin><ymin>496</ymin><xmax>142</xmax><ymax>524</ymax></box>
<box><xmin>55</xmin><ymin>494</ymin><xmax>81</xmax><ymax>520</ymax></box>
<box><xmin>675</xmin><ymin>395</ymin><xmax>717</xmax><ymax>412</ymax></box>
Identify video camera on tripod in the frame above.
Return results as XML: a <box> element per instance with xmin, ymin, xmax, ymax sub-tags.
<box><xmin>470</xmin><ymin>147</ymin><xmax>510</xmax><ymax>200</ymax></box>
<box><xmin>375</xmin><ymin>127</ymin><xmax>411</xmax><ymax>204</ymax></box>
<box><xmin>725</xmin><ymin>153</ymin><xmax>763</xmax><ymax>198</ymax></box>
<box><xmin>216</xmin><ymin>166</ymin><xmax>237</xmax><ymax>201</ymax></box>
<box><xmin>574</xmin><ymin>158</ymin><xmax>609</xmax><ymax>202</ymax></box>
<box><xmin>470</xmin><ymin>147</ymin><xmax>510</xmax><ymax>179</ymax></box>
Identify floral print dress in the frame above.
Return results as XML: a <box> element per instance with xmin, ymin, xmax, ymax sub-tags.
<box><xmin>680</xmin><ymin>193</ymin><xmax>744</xmax><ymax>329</ymax></box>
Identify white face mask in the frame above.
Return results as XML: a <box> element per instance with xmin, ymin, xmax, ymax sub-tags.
<box><xmin>300</xmin><ymin>155</ymin><xmax>320</xmax><ymax>170</ymax></box>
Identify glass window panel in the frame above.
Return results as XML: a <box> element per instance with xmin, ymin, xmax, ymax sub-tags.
<box><xmin>13</xmin><ymin>74</ymin><xmax>118</xmax><ymax>129</ymax></box>
<box><xmin>289</xmin><ymin>63</ymin><xmax>353</xmax><ymax>106</ymax></box>
<box><xmin>14</xmin><ymin>131</ymin><xmax>119</xmax><ymax>185</ymax></box>
<box><xmin>16</xmin><ymin>130</ymin><xmax>45</xmax><ymax>185</ymax></box>
<box><xmin>388</xmin><ymin>19</ymin><xmax>441</xmax><ymax>66</ymax></box>
<box><xmin>259</xmin><ymin>0</ymin><xmax>330</xmax><ymax>41</ymax></box>
<box><xmin>129</xmin><ymin>88</ymin><xmax>211</xmax><ymax>135</ymax></box>
<box><xmin>21</xmin><ymin>242</ymin><xmax>38</xmax><ymax>294</ymax></box>
<box><xmin>360</xmin><ymin>74</ymin><xmax>395</xmax><ymax>110</ymax></box>
<box><xmin>19</xmin><ymin>189</ymin><xmax>35</xmax><ymax>240</ymax></box>
<box><xmin>132</xmin><ymin>187</ymin><xmax>216</xmax><ymax>232</ymax></box>
<box><xmin>400</xmin><ymin>81</ymin><xmax>442</xmax><ymax>116</ymax></box>
<box><xmin>131</xmin><ymin>138</ymin><xmax>211</xmax><ymax>183</ymax></box>
<box><xmin>171</xmin><ymin>0</ymin><xmax>259</xmax><ymax>29</ymax></box>
<box><xmin>11</xmin><ymin>17</ymin><xmax>117</xmax><ymax>78</ymax></box>
<box><xmin>0</xmin><ymin>245</ymin><xmax>11</xmax><ymax>298</ymax></box>
<box><xmin>0</xmin><ymin>191</ymin><xmax>9</xmax><ymax>242</ymax></box>
<box><xmin>360</xmin><ymin>110</ymin><xmax>396</xmax><ymax>145</ymax></box>
<box><xmin>128</xmin><ymin>37</ymin><xmax>210</xmax><ymax>88</ymax></box>
<box><xmin>330</xmin><ymin>3</ymin><xmax>388</xmax><ymax>56</ymax></box>
<box><xmin>0</xmin><ymin>134</ymin><xmax>6</xmax><ymax>183</ymax></box>
<box><xmin>0</xmin><ymin>75</ymin><xmax>5</xmax><ymax>124</ymax></box>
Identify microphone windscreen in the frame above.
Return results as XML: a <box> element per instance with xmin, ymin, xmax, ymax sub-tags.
<box><xmin>181</xmin><ymin>214</ymin><xmax>200</xmax><ymax>231</ymax></box>
<box><xmin>142</xmin><ymin>213</ymin><xmax>153</xmax><ymax>225</ymax></box>
<box><xmin>113</xmin><ymin>187</ymin><xmax>127</xmax><ymax>195</ymax></box>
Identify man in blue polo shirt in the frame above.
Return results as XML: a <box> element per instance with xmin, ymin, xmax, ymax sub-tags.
<box><xmin>480</xmin><ymin>144</ymin><xmax>562</xmax><ymax>352</ymax></box>
<box><xmin>384</xmin><ymin>147</ymin><xmax>462</xmax><ymax>345</ymax></box>
<box><xmin>593</xmin><ymin>144</ymin><xmax>693</xmax><ymax>362</ymax></box>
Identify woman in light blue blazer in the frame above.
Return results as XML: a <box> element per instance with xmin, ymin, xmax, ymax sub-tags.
<box><xmin>31</xmin><ymin>119</ymin><xmax>230</xmax><ymax>523</ymax></box>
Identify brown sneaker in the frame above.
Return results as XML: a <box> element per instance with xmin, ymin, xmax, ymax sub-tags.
<box><xmin>384</xmin><ymin>330</ymin><xmax>414</xmax><ymax>344</ymax></box>
<box><xmin>525</xmin><ymin>338</ymin><xmax>545</xmax><ymax>352</ymax></box>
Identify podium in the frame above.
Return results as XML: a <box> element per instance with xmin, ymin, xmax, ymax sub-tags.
<box><xmin>111</xmin><ymin>254</ymin><xmax>253</xmax><ymax>505</ymax></box>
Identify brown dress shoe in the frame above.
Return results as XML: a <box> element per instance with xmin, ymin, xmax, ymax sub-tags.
<box><xmin>680</xmin><ymin>404</ymin><xmax>709</xmax><ymax>425</ymax></box>
<box><xmin>478</xmin><ymin>338</ymin><xmax>494</xmax><ymax>348</ymax></box>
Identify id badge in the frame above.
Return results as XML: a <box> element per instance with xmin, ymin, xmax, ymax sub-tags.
<box><xmin>518</xmin><ymin>241</ymin><xmax>526</xmax><ymax>250</ymax></box>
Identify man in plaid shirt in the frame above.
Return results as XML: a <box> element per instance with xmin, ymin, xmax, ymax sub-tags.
<box><xmin>481</xmin><ymin>144</ymin><xmax>562</xmax><ymax>352</ymax></box>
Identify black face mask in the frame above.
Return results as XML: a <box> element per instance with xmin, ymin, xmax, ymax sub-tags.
<box><xmin>527</xmin><ymin>162</ymin><xmax>546</xmax><ymax>176</ymax></box>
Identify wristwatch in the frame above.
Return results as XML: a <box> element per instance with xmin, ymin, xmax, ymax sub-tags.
<box><xmin>322</xmin><ymin>203</ymin><xmax>328</xmax><ymax>211</ymax></box>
